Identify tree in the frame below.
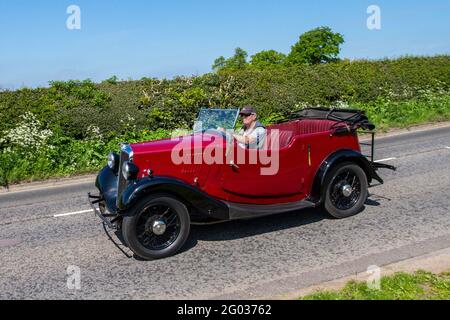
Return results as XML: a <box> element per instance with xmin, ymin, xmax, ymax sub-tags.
<box><xmin>212</xmin><ymin>56</ymin><xmax>227</xmax><ymax>72</ymax></box>
<box><xmin>287</xmin><ymin>27</ymin><xmax>344</xmax><ymax>65</ymax></box>
<box><xmin>227</xmin><ymin>47</ymin><xmax>248</xmax><ymax>70</ymax></box>
<box><xmin>103</xmin><ymin>75</ymin><xmax>118</xmax><ymax>85</ymax></box>
<box><xmin>250</xmin><ymin>50</ymin><xmax>287</xmax><ymax>69</ymax></box>
<box><xmin>212</xmin><ymin>48</ymin><xmax>248</xmax><ymax>72</ymax></box>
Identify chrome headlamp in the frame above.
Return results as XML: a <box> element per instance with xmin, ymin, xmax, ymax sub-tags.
<box><xmin>107</xmin><ymin>152</ymin><xmax>119</xmax><ymax>172</ymax></box>
<box><xmin>122</xmin><ymin>161</ymin><xmax>139</xmax><ymax>181</ymax></box>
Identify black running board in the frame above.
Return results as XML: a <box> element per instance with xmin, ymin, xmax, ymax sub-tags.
<box><xmin>225</xmin><ymin>199</ymin><xmax>316</xmax><ymax>220</ymax></box>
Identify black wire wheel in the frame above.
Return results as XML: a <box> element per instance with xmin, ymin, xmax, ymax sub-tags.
<box><xmin>122</xmin><ymin>194</ymin><xmax>190</xmax><ymax>260</ymax></box>
<box><xmin>323</xmin><ymin>162</ymin><xmax>368</xmax><ymax>219</ymax></box>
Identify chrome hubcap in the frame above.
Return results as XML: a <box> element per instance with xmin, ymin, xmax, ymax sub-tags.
<box><xmin>342</xmin><ymin>184</ymin><xmax>353</xmax><ymax>197</ymax></box>
<box><xmin>152</xmin><ymin>220</ymin><xmax>167</xmax><ymax>235</ymax></box>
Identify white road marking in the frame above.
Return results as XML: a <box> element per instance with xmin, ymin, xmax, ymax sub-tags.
<box><xmin>445</xmin><ymin>146</ymin><xmax>450</xmax><ymax>149</ymax></box>
<box><xmin>374</xmin><ymin>157</ymin><xmax>397</xmax><ymax>163</ymax></box>
<box><xmin>53</xmin><ymin>209</ymin><xmax>93</xmax><ymax>218</ymax></box>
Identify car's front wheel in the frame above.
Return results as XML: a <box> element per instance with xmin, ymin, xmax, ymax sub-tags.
<box><xmin>323</xmin><ymin>162</ymin><xmax>368</xmax><ymax>219</ymax></box>
<box><xmin>122</xmin><ymin>194</ymin><xmax>190</xmax><ymax>260</ymax></box>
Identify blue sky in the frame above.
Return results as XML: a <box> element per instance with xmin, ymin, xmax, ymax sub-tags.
<box><xmin>1</xmin><ymin>0</ymin><xmax>449</xmax><ymax>89</ymax></box>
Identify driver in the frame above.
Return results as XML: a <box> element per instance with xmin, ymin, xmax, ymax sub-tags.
<box><xmin>233</xmin><ymin>106</ymin><xmax>266</xmax><ymax>149</ymax></box>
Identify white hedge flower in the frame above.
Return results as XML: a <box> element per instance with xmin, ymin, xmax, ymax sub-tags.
<box><xmin>293</xmin><ymin>102</ymin><xmax>309</xmax><ymax>110</ymax></box>
<box><xmin>85</xmin><ymin>125</ymin><xmax>103</xmax><ymax>141</ymax></box>
<box><xmin>335</xmin><ymin>100</ymin><xmax>350</xmax><ymax>109</ymax></box>
<box><xmin>1</xmin><ymin>112</ymin><xmax>52</xmax><ymax>153</ymax></box>
<box><xmin>120</xmin><ymin>114</ymin><xmax>137</xmax><ymax>131</ymax></box>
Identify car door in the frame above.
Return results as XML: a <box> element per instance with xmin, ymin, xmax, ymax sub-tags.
<box><xmin>220</xmin><ymin>137</ymin><xmax>307</xmax><ymax>198</ymax></box>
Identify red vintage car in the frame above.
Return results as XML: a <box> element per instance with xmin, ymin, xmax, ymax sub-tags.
<box><xmin>88</xmin><ymin>108</ymin><xmax>395</xmax><ymax>260</ymax></box>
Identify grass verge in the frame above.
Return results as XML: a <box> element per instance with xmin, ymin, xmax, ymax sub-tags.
<box><xmin>301</xmin><ymin>270</ymin><xmax>450</xmax><ymax>300</ymax></box>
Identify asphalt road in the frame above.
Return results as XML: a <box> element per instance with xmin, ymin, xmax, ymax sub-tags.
<box><xmin>1</xmin><ymin>126</ymin><xmax>450</xmax><ymax>299</ymax></box>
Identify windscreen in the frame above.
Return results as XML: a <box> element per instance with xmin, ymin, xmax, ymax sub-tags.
<box><xmin>193</xmin><ymin>108</ymin><xmax>240</xmax><ymax>132</ymax></box>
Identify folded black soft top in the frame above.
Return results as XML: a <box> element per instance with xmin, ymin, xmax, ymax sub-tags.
<box><xmin>286</xmin><ymin>107</ymin><xmax>375</xmax><ymax>131</ymax></box>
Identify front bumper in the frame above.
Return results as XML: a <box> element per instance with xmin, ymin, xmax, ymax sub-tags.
<box><xmin>87</xmin><ymin>192</ymin><xmax>120</xmax><ymax>229</ymax></box>
<box><xmin>88</xmin><ymin>166</ymin><xmax>122</xmax><ymax>229</ymax></box>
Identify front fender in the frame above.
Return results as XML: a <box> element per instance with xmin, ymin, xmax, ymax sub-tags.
<box><xmin>95</xmin><ymin>166</ymin><xmax>118</xmax><ymax>214</ymax></box>
<box><xmin>309</xmin><ymin>149</ymin><xmax>383</xmax><ymax>204</ymax></box>
<box><xmin>119</xmin><ymin>176</ymin><xmax>230</xmax><ymax>220</ymax></box>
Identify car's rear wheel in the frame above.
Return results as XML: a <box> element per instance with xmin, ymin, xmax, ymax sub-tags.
<box><xmin>122</xmin><ymin>194</ymin><xmax>190</xmax><ymax>260</ymax></box>
<box><xmin>323</xmin><ymin>162</ymin><xmax>368</xmax><ymax>219</ymax></box>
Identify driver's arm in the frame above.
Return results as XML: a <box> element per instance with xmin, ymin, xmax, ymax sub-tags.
<box><xmin>233</xmin><ymin>133</ymin><xmax>250</xmax><ymax>144</ymax></box>
<box><xmin>234</xmin><ymin>128</ymin><xmax>266</xmax><ymax>146</ymax></box>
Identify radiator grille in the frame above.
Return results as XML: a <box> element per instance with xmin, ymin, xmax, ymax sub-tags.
<box><xmin>116</xmin><ymin>144</ymin><xmax>132</xmax><ymax>208</ymax></box>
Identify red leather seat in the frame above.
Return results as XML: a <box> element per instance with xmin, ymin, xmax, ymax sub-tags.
<box><xmin>265</xmin><ymin>119</ymin><xmax>338</xmax><ymax>149</ymax></box>
<box><xmin>296</xmin><ymin>119</ymin><xmax>338</xmax><ymax>135</ymax></box>
<box><xmin>265</xmin><ymin>121</ymin><xmax>298</xmax><ymax>149</ymax></box>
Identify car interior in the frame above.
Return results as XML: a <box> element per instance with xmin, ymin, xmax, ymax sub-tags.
<box><xmin>265</xmin><ymin>119</ymin><xmax>340</xmax><ymax>149</ymax></box>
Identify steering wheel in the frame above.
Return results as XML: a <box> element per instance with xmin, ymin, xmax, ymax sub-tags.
<box><xmin>202</xmin><ymin>128</ymin><xmax>235</xmax><ymax>146</ymax></box>
<box><xmin>202</xmin><ymin>128</ymin><xmax>226</xmax><ymax>137</ymax></box>
<box><xmin>202</xmin><ymin>128</ymin><xmax>232</xmax><ymax>139</ymax></box>
<box><xmin>200</xmin><ymin>128</ymin><xmax>235</xmax><ymax>157</ymax></box>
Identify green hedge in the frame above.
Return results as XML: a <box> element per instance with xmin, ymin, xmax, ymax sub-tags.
<box><xmin>0</xmin><ymin>128</ymin><xmax>170</xmax><ymax>187</ymax></box>
<box><xmin>1</xmin><ymin>55</ymin><xmax>449</xmax><ymax>139</ymax></box>
<box><xmin>0</xmin><ymin>55</ymin><xmax>449</xmax><ymax>186</ymax></box>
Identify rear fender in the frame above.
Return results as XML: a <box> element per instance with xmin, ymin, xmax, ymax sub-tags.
<box><xmin>309</xmin><ymin>149</ymin><xmax>382</xmax><ymax>204</ymax></box>
<box><xmin>119</xmin><ymin>176</ymin><xmax>230</xmax><ymax>220</ymax></box>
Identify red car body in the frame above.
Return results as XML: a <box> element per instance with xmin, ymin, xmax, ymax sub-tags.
<box><xmin>88</xmin><ymin>108</ymin><xmax>394</xmax><ymax>260</ymax></box>
<box><xmin>130</xmin><ymin>119</ymin><xmax>360</xmax><ymax>205</ymax></box>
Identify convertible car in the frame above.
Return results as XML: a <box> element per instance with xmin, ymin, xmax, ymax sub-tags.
<box><xmin>88</xmin><ymin>107</ymin><xmax>395</xmax><ymax>260</ymax></box>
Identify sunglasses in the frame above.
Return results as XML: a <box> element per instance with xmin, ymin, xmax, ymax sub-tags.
<box><xmin>240</xmin><ymin>113</ymin><xmax>254</xmax><ymax>118</ymax></box>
